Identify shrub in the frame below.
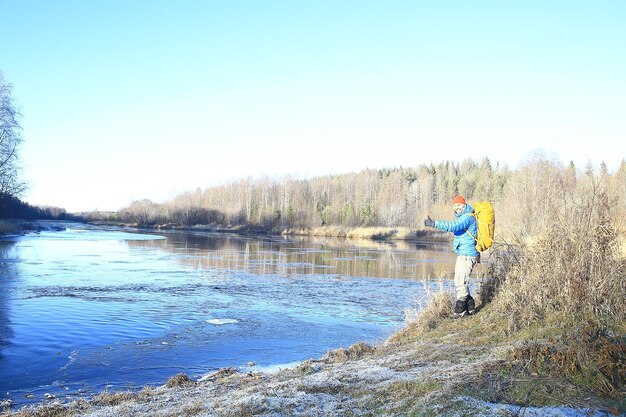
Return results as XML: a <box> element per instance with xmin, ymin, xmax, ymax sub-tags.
<box><xmin>485</xmin><ymin>182</ymin><xmax>626</xmax><ymax>400</ymax></box>
<box><xmin>490</xmin><ymin>186</ymin><xmax>625</xmax><ymax>333</ymax></box>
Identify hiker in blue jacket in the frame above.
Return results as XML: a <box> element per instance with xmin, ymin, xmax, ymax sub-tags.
<box><xmin>424</xmin><ymin>195</ymin><xmax>478</xmax><ymax>317</ymax></box>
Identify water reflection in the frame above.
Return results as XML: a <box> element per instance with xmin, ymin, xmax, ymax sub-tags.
<box><xmin>126</xmin><ymin>232</ymin><xmax>456</xmax><ymax>280</ymax></box>
<box><xmin>1</xmin><ymin>227</ymin><xmax>459</xmax><ymax>407</ymax></box>
<box><xmin>0</xmin><ymin>241</ymin><xmax>17</xmax><ymax>363</ymax></box>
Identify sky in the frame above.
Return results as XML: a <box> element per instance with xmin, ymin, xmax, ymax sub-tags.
<box><xmin>1</xmin><ymin>1</ymin><xmax>625</xmax><ymax>212</ymax></box>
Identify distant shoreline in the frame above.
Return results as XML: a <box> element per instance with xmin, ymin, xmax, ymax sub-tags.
<box><xmin>0</xmin><ymin>219</ymin><xmax>68</xmax><ymax>236</ymax></box>
<box><xmin>0</xmin><ymin>218</ymin><xmax>451</xmax><ymax>244</ymax></box>
<box><xmin>87</xmin><ymin>221</ymin><xmax>451</xmax><ymax>242</ymax></box>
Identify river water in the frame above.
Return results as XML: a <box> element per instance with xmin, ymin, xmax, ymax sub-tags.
<box><xmin>0</xmin><ymin>222</ymin><xmax>458</xmax><ymax>406</ymax></box>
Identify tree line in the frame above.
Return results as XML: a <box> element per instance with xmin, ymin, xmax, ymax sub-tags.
<box><xmin>0</xmin><ymin>73</ymin><xmax>24</xmax><ymax>198</ymax></box>
<box><xmin>112</xmin><ymin>157</ymin><xmax>625</xmax><ymax>235</ymax></box>
<box><xmin>0</xmin><ymin>73</ymin><xmax>67</xmax><ymax>220</ymax></box>
<box><xmin>0</xmin><ymin>192</ymin><xmax>68</xmax><ymax>220</ymax></box>
<box><xmin>0</xmin><ymin>73</ymin><xmax>29</xmax><ymax>219</ymax></box>
<box><xmin>0</xmin><ymin>72</ymin><xmax>26</xmax><ymax>214</ymax></box>
<box><xmin>111</xmin><ymin>158</ymin><xmax>506</xmax><ymax>230</ymax></box>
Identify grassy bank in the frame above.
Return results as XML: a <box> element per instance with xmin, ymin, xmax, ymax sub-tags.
<box><xmin>392</xmin><ymin>184</ymin><xmax>626</xmax><ymax>413</ymax></box>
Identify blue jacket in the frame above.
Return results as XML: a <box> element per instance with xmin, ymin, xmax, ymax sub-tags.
<box><xmin>434</xmin><ymin>204</ymin><xmax>479</xmax><ymax>257</ymax></box>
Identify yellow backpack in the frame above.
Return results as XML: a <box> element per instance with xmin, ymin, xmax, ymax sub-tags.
<box><xmin>469</xmin><ymin>201</ymin><xmax>495</xmax><ymax>252</ymax></box>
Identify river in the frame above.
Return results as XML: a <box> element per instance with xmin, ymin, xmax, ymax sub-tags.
<box><xmin>0</xmin><ymin>222</ymin><xmax>458</xmax><ymax>406</ymax></box>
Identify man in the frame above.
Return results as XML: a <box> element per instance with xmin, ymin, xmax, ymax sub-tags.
<box><xmin>424</xmin><ymin>195</ymin><xmax>478</xmax><ymax>317</ymax></box>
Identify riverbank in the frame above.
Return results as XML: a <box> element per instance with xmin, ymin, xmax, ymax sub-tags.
<box><xmin>0</xmin><ymin>219</ymin><xmax>67</xmax><ymax>236</ymax></box>
<box><xmin>87</xmin><ymin>221</ymin><xmax>450</xmax><ymax>242</ymax></box>
<box><xmin>2</xmin><ymin>302</ymin><xmax>617</xmax><ymax>417</ymax></box>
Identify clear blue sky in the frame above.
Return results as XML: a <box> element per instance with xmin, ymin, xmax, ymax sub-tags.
<box><xmin>1</xmin><ymin>0</ymin><xmax>624</xmax><ymax>212</ymax></box>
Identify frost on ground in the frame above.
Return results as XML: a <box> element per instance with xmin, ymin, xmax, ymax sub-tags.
<box><xmin>4</xmin><ymin>336</ymin><xmax>614</xmax><ymax>417</ymax></box>
<box><xmin>461</xmin><ymin>398</ymin><xmax>611</xmax><ymax>417</ymax></box>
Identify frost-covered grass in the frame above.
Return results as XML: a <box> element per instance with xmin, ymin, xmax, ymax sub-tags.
<box><xmin>3</xmin><ymin>327</ymin><xmax>615</xmax><ymax>417</ymax></box>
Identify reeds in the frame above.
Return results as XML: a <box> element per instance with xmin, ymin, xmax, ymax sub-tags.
<box><xmin>485</xmin><ymin>183</ymin><xmax>626</xmax><ymax>399</ymax></box>
<box><xmin>489</xmin><ymin>186</ymin><xmax>625</xmax><ymax>333</ymax></box>
<box><xmin>389</xmin><ymin>278</ymin><xmax>453</xmax><ymax>343</ymax></box>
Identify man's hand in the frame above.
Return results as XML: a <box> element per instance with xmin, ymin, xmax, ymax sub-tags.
<box><xmin>424</xmin><ymin>216</ymin><xmax>435</xmax><ymax>228</ymax></box>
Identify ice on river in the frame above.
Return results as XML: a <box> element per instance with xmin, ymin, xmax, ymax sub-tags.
<box><xmin>0</xmin><ymin>224</ymin><xmax>458</xmax><ymax>407</ymax></box>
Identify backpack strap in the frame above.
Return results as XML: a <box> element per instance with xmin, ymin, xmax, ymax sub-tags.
<box><xmin>466</xmin><ymin>213</ymin><xmax>477</xmax><ymax>242</ymax></box>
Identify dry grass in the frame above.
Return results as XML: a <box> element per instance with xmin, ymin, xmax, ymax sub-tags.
<box><xmin>346</xmin><ymin>227</ymin><xmax>416</xmax><ymax>240</ymax></box>
<box><xmin>386</xmin><ymin>378</ymin><xmax>443</xmax><ymax>401</ymax></box>
<box><xmin>510</xmin><ymin>326</ymin><xmax>626</xmax><ymax>398</ymax></box>
<box><xmin>2</xmin><ymin>405</ymin><xmax>69</xmax><ymax>417</ymax></box>
<box><xmin>295</xmin><ymin>361</ymin><xmax>316</xmax><ymax>376</ymax></box>
<box><xmin>281</xmin><ymin>226</ymin><xmax>419</xmax><ymax>240</ymax></box>
<box><xmin>165</xmin><ymin>372</ymin><xmax>196</xmax><ymax>388</ymax></box>
<box><xmin>281</xmin><ymin>226</ymin><xmax>348</xmax><ymax>237</ymax></box>
<box><xmin>2</xmin><ymin>400</ymin><xmax>90</xmax><ymax>417</ymax></box>
<box><xmin>91</xmin><ymin>389</ymin><xmax>136</xmax><ymax>406</ymax></box>
<box><xmin>163</xmin><ymin>402</ymin><xmax>205</xmax><ymax>416</ymax></box>
<box><xmin>489</xmin><ymin>188</ymin><xmax>625</xmax><ymax>333</ymax></box>
<box><xmin>480</xmin><ymin>184</ymin><xmax>626</xmax><ymax>405</ymax></box>
<box><xmin>199</xmin><ymin>367</ymin><xmax>239</xmax><ymax>384</ymax></box>
<box><xmin>389</xmin><ymin>284</ymin><xmax>453</xmax><ymax>344</ymax></box>
<box><xmin>322</xmin><ymin>341</ymin><xmax>377</xmax><ymax>362</ymax></box>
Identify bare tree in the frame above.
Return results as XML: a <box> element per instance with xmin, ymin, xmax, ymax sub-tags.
<box><xmin>125</xmin><ymin>199</ymin><xmax>159</xmax><ymax>225</ymax></box>
<box><xmin>115</xmin><ymin>157</ymin><xmax>524</xmax><ymax>231</ymax></box>
<box><xmin>0</xmin><ymin>73</ymin><xmax>26</xmax><ymax>197</ymax></box>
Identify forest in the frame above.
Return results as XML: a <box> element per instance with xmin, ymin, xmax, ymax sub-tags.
<box><xmin>102</xmin><ymin>156</ymin><xmax>626</xmax><ymax>240</ymax></box>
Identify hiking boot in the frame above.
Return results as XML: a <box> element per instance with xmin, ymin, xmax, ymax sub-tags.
<box><xmin>466</xmin><ymin>295</ymin><xmax>476</xmax><ymax>315</ymax></box>
<box><xmin>453</xmin><ymin>299</ymin><xmax>467</xmax><ymax>318</ymax></box>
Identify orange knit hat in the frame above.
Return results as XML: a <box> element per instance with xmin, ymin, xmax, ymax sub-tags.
<box><xmin>452</xmin><ymin>195</ymin><xmax>466</xmax><ymax>205</ymax></box>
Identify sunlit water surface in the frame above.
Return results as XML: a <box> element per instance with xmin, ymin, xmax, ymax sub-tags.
<box><xmin>0</xmin><ymin>222</ymin><xmax>458</xmax><ymax>406</ymax></box>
